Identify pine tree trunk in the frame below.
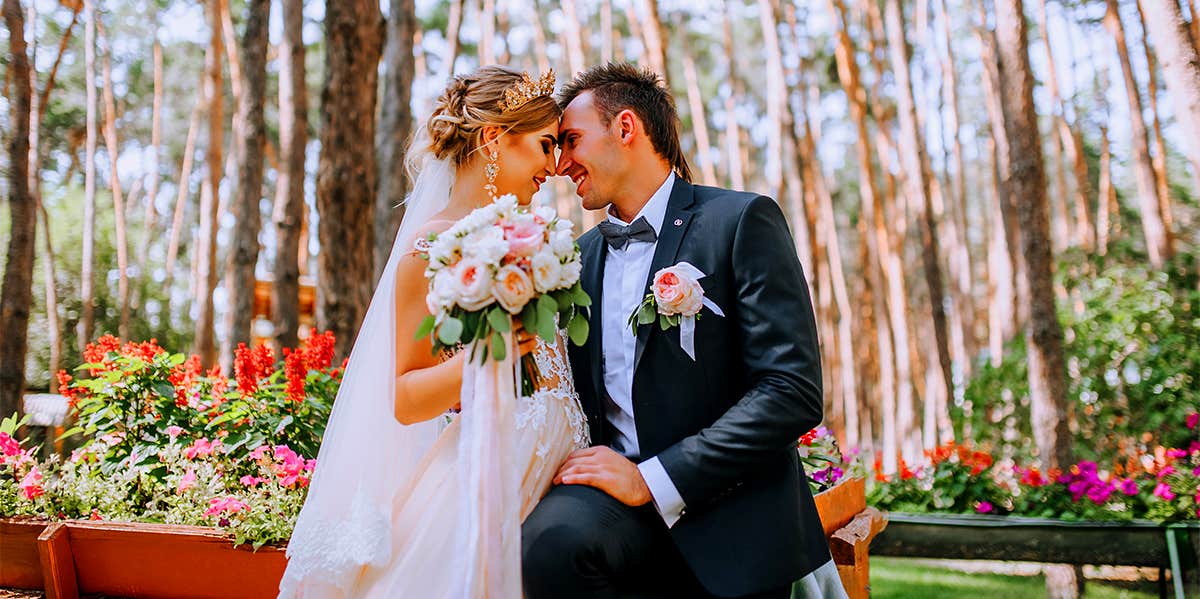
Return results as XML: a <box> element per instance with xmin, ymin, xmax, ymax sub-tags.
<box><xmin>318</xmin><ymin>0</ymin><xmax>383</xmax><ymax>359</ymax></box>
<box><xmin>27</xmin><ymin>1</ymin><xmax>61</xmax><ymax>380</ymax></box>
<box><xmin>96</xmin><ymin>17</ymin><xmax>130</xmax><ymax>341</ymax></box>
<box><xmin>994</xmin><ymin>0</ymin><xmax>1072</xmax><ymax>470</ymax></box>
<box><xmin>1097</xmin><ymin>125</ymin><xmax>1116</xmax><ymax>257</ymax></box>
<box><xmin>1136</xmin><ymin>1</ymin><xmax>1178</xmax><ymax>259</ymax></box>
<box><xmin>80</xmin><ymin>0</ymin><xmax>97</xmax><ymax>351</ymax></box>
<box><xmin>561</xmin><ymin>0</ymin><xmax>587</xmax><ymax>79</ymax></box>
<box><xmin>272</xmin><ymin>0</ymin><xmax>308</xmax><ymax>351</ymax></box>
<box><xmin>376</xmin><ymin>0</ymin><xmax>415</xmax><ymax>281</ymax></box>
<box><xmin>721</xmin><ymin>1</ymin><xmax>746</xmax><ymax>191</ymax></box>
<box><xmin>443</xmin><ymin>0</ymin><xmax>464</xmax><ymax>79</ymax></box>
<box><xmin>884</xmin><ymin>0</ymin><xmax>954</xmax><ymax>414</ymax></box>
<box><xmin>195</xmin><ymin>0</ymin><xmax>225</xmax><ymax>367</ymax></box>
<box><xmin>1104</xmin><ymin>0</ymin><xmax>1170</xmax><ymax>266</ymax></box>
<box><xmin>163</xmin><ymin>75</ymin><xmax>205</xmax><ymax>314</ymax></box>
<box><xmin>140</xmin><ymin>29</ymin><xmax>163</xmax><ymax>274</ymax></box>
<box><xmin>758</xmin><ymin>0</ymin><xmax>784</xmax><ymax>201</ymax></box>
<box><xmin>226</xmin><ymin>0</ymin><xmax>269</xmax><ymax>355</ymax></box>
<box><xmin>0</xmin><ymin>0</ymin><xmax>33</xmax><ymax>420</ymax></box>
<box><xmin>1141</xmin><ymin>0</ymin><xmax>1200</xmax><ymax>194</ymax></box>
<box><xmin>600</xmin><ymin>0</ymin><xmax>614</xmax><ymax>63</ymax></box>
<box><xmin>639</xmin><ymin>0</ymin><xmax>669</xmax><ymax>83</ymax></box>
<box><xmin>679</xmin><ymin>32</ymin><xmax>717</xmax><ymax>186</ymax></box>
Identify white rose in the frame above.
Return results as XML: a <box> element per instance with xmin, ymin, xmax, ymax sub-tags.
<box><xmin>530</xmin><ymin>252</ymin><xmax>563</xmax><ymax>293</ymax></box>
<box><xmin>492</xmin><ymin>264</ymin><xmax>536</xmax><ymax>314</ymax></box>
<box><xmin>559</xmin><ymin>258</ymin><xmax>582</xmax><ymax>288</ymax></box>
<box><xmin>463</xmin><ymin>226</ymin><xmax>509</xmax><ymax>265</ymax></box>
<box><xmin>429</xmin><ymin>235</ymin><xmax>461</xmax><ymax>265</ymax></box>
<box><xmin>426</xmin><ymin>269</ymin><xmax>456</xmax><ymax>315</ymax></box>
<box><xmin>534</xmin><ymin>205</ymin><xmax>557</xmax><ymax>223</ymax></box>
<box><xmin>493</xmin><ymin>194</ymin><xmax>519</xmax><ymax>214</ymax></box>
<box><xmin>549</xmin><ymin>229</ymin><xmax>575</xmax><ymax>257</ymax></box>
<box><xmin>453</xmin><ymin>257</ymin><xmax>495</xmax><ymax>311</ymax></box>
<box><xmin>652</xmin><ymin>265</ymin><xmax>704</xmax><ymax>316</ymax></box>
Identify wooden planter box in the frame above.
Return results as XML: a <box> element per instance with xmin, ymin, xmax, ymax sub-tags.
<box><xmin>0</xmin><ymin>518</ymin><xmax>48</xmax><ymax>589</ymax></box>
<box><xmin>1</xmin><ymin>518</ymin><xmax>285</xmax><ymax>599</ymax></box>
<box><xmin>810</xmin><ymin>477</ymin><xmax>888</xmax><ymax>599</ymax></box>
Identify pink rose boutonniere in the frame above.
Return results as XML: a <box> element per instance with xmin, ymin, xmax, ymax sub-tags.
<box><xmin>628</xmin><ymin>261</ymin><xmax>724</xmax><ymax>360</ymax></box>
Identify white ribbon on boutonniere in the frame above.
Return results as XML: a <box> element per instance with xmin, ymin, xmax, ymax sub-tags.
<box><xmin>626</xmin><ymin>261</ymin><xmax>725</xmax><ymax>360</ymax></box>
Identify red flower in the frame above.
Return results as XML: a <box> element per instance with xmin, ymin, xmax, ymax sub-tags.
<box><xmin>899</xmin><ymin>457</ymin><xmax>915</xmax><ymax>481</ymax></box>
<box><xmin>82</xmin><ymin>335</ymin><xmax>123</xmax><ymax>374</ymax></box>
<box><xmin>799</xmin><ymin>429</ymin><xmax>819</xmax><ymax>446</ymax></box>
<box><xmin>56</xmin><ymin>370</ymin><xmax>81</xmax><ymax>407</ymax></box>
<box><xmin>234</xmin><ymin>343</ymin><xmax>275</xmax><ymax>396</ymax></box>
<box><xmin>303</xmin><ymin>329</ymin><xmax>337</xmax><ymax>372</ymax></box>
<box><xmin>283</xmin><ymin>348</ymin><xmax>307</xmax><ymax>403</ymax></box>
<box><xmin>168</xmin><ymin>355</ymin><xmax>203</xmax><ymax>407</ymax></box>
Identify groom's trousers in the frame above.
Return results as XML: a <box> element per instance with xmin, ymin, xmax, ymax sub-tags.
<box><xmin>522</xmin><ymin>484</ymin><xmax>791</xmax><ymax>599</ymax></box>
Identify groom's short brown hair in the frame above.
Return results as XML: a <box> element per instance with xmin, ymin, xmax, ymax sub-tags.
<box><xmin>557</xmin><ymin>62</ymin><xmax>693</xmax><ymax>183</ymax></box>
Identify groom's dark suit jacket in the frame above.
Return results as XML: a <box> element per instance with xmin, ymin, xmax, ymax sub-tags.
<box><xmin>568</xmin><ymin>178</ymin><xmax>832</xmax><ymax>598</ymax></box>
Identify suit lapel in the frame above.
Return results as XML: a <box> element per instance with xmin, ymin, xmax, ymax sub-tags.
<box><xmin>579</xmin><ymin>231</ymin><xmax>607</xmax><ymax>412</ymax></box>
<box><xmin>633</xmin><ymin>179</ymin><xmax>696</xmax><ymax>374</ymax></box>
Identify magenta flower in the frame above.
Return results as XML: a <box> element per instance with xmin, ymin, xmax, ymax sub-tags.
<box><xmin>18</xmin><ymin>467</ymin><xmax>44</xmax><ymax>500</ymax></box>
<box><xmin>1187</xmin><ymin>413</ymin><xmax>1199</xmax><ymax>430</ymax></box>
<box><xmin>1167</xmin><ymin>449</ymin><xmax>1188</xmax><ymax>460</ymax></box>
<box><xmin>240</xmin><ymin>475</ymin><xmax>264</xmax><ymax>488</ymax></box>
<box><xmin>176</xmin><ymin>469</ymin><xmax>198</xmax><ymax>494</ymax></box>
<box><xmin>1120</xmin><ymin>478</ymin><xmax>1139</xmax><ymax>496</ymax></box>
<box><xmin>1158</xmin><ymin>466</ymin><xmax>1177</xmax><ymax>480</ymax></box>
<box><xmin>249</xmin><ymin>445</ymin><xmax>271</xmax><ymax>460</ymax></box>
<box><xmin>204</xmin><ymin>496</ymin><xmax>250</xmax><ymax>517</ymax></box>
<box><xmin>0</xmin><ymin>432</ymin><xmax>21</xmax><ymax>457</ymax></box>
<box><xmin>1086</xmin><ymin>482</ymin><xmax>1114</xmax><ymax>504</ymax></box>
<box><xmin>976</xmin><ymin>501</ymin><xmax>994</xmax><ymax>514</ymax></box>
<box><xmin>1154</xmin><ymin>483</ymin><xmax>1177</xmax><ymax>501</ymax></box>
<box><xmin>185</xmin><ymin>438</ymin><xmax>221</xmax><ymax>460</ymax></box>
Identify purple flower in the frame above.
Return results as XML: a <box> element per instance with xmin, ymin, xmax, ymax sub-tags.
<box><xmin>1158</xmin><ymin>466</ymin><xmax>1176</xmax><ymax>480</ymax></box>
<box><xmin>1086</xmin><ymin>482</ymin><xmax>1114</xmax><ymax>504</ymax></box>
<box><xmin>1120</xmin><ymin>478</ymin><xmax>1139</xmax><ymax>496</ymax></box>
<box><xmin>1168</xmin><ymin>449</ymin><xmax>1188</xmax><ymax>460</ymax></box>
<box><xmin>976</xmin><ymin>501</ymin><xmax>994</xmax><ymax>514</ymax></box>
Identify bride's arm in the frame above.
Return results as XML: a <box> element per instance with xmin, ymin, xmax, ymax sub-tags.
<box><xmin>392</xmin><ymin>236</ymin><xmax>465</xmax><ymax>425</ymax></box>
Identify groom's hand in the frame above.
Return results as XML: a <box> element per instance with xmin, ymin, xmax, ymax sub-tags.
<box><xmin>553</xmin><ymin>446</ymin><xmax>652</xmax><ymax>507</ymax></box>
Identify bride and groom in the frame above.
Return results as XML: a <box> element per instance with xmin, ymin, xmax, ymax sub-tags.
<box><xmin>278</xmin><ymin>62</ymin><xmax>847</xmax><ymax>599</ymax></box>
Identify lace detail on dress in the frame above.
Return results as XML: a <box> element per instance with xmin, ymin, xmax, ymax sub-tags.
<box><xmin>279</xmin><ymin>490</ymin><xmax>393</xmax><ymax>597</ymax></box>
<box><xmin>513</xmin><ymin>333</ymin><xmax>591</xmax><ymax>451</ymax></box>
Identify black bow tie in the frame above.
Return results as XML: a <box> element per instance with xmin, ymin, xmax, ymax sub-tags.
<box><xmin>598</xmin><ymin>217</ymin><xmax>658</xmax><ymax>250</ymax></box>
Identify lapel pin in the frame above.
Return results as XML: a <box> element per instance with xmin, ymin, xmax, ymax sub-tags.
<box><xmin>674</xmin><ymin>218</ymin><xmax>683</xmax><ymax>226</ymax></box>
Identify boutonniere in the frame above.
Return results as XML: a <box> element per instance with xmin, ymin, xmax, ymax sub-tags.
<box><xmin>627</xmin><ymin>262</ymin><xmax>725</xmax><ymax>360</ymax></box>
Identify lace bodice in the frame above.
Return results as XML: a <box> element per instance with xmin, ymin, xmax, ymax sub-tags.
<box><xmin>517</xmin><ymin>334</ymin><xmax>591</xmax><ymax>455</ymax></box>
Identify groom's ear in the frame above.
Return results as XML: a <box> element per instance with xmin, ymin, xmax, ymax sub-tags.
<box><xmin>614</xmin><ymin>109</ymin><xmax>639</xmax><ymax>146</ymax></box>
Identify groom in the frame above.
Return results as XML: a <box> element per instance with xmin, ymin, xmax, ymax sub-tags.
<box><xmin>521</xmin><ymin>63</ymin><xmax>843</xmax><ymax>599</ymax></box>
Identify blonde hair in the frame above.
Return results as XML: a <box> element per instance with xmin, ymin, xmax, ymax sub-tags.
<box><xmin>418</xmin><ymin>65</ymin><xmax>561</xmax><ymax>170</ymax></box>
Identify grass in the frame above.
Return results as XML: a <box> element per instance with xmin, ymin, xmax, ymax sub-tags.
<box><xmin>870</xmin><ymin>558</ymin><xmax>1160</xmax><ymax>599</ymax></box>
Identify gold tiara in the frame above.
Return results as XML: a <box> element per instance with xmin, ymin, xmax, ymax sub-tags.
<box><xmin>499</xmin><ymin>69</ymin><xmax>556</xmax><ymax>113</ymax></box>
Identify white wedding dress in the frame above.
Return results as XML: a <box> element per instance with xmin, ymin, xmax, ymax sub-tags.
<box><xmin>349</xmin><ymin>335</ymin><xmax>590</xmax><ymax>597</ymax></box>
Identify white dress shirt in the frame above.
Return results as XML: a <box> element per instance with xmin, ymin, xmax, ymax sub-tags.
<box><xmin>600</xmin><ymin>172</ymin><xmax>687</xmax><ymax>528</ymax></box>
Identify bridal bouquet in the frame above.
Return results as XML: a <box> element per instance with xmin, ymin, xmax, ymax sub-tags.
<box><xmin>416</xmin><ymin>195</ymin><xmax>591</xmax><ymax>391</ymax></box>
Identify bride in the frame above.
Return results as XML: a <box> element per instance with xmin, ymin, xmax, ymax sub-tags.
<box><xmin>278</xmin><ymin>66</ymin><xmax>588</xmax><ymax>598</ymax></box>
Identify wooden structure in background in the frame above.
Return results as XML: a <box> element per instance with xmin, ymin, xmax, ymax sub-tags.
<box><xmin>251</xmin><ymin>276</ymin><xmax>316</xmax><ymax>345</ymax></box>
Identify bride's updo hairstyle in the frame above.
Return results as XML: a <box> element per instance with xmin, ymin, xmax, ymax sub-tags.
<box><xmin>422</xmin><ymin>65</ymin><xmax>561</xmax><ymax>169</ymax></box>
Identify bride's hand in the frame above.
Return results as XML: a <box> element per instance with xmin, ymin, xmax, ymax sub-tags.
<box><xmin>513</xmin><ymin>319</ymin><xmax>539</xmax><ymax>357</ymax></box>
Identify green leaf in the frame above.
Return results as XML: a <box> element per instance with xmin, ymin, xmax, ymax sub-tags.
<box><xmin>491</xmin><ymin>332</ymin><xmax>507</xmax><ymax>361</ymax></box>
<box><xmin>555</xmin><ymin>290</ymin><xmax>575</xmax><ymax>311</ymax></box>
<box><xmin>659</xmin><ymin>315</ymin><xmax>671</xmax><ymax>331</ymax></box>
<box><xmin>537</xmin><ymin>294</ymin><xmax>558</xmax><ymax>323</ymax></box>
<box><xmin>568</xmin><ymin>313</ymin><xmax>590</xmax><ymax>346</ymax></box>
<box><xmin>521</xmin><ymin>302</ymin><xmax>539</xmax><ymax>332</ymax></box>
<box><xmin>152</xmin><ymin>382</ymin><xmax>176</xmax><ymax>400</ymax></box>
<box><xmin>57</xmin><ymin>426</ymin><xmax>85</xmax><ymax>441</ymax></box>
<box><xmin>487</xmin><ymin>308</ymin><xmax>512</xmax><ymax>333</ymax></box>
<box><xmin>415</xmin><ymin>315</ymin><xmax>437</xmax><ymax>340</ymax></box>
<box><xmin>274</xmin><ymin>415</ymin><xmax>294</xmax><ymax>435</ymax></box>
<box><xmin>637</xmin><ymin>302</ymin><xmax>657</xmax><ymax>326</ymax></box>
<box><xmin>438</xmin><ymin>317</ymin><xmax>464</xmax><ymax>345</ymax></box>
<box><xmin>572</xmin><ymin>284</ymin><xmax>592</xmax><ymax>307</ymax></box>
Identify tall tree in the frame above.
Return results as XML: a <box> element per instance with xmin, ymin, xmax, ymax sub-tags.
<box><xmin>96</xmin><ymin>18</ymin><xmax>131</xmax><ymax>340</ymax></box>
<box><xmin>318</xmin><ymin>0</ymin><xmax>384</xmax><ymax>358</ymax></box>
<box><xmin>376</xmin><ymin>0</ymin><xmax>416</xmax><ymax>279</ymax></box>
<box><xmin>1104</xmin><ymin>0</ymin><xmax>1171</xmax><ymax>266</ymax></box>
<box><xmin>1135</xmin><ymin>0</ymin><xmax>1178</xmax><ymax>260</ymax></box>
<box><xmin>272</xmin><ymin>0</ymin><xmax>308</xmax><ymax>351</ymax></box>
<box><xmin>994</xmin><ymin>0</ymin><xmax>1072</xmax><ymax>470</ymax></box>
<box><xmin>0</xmin><ymin>0</ymin><xmax>33</xmax><ymax>420</ymax></box>
<box><xmin>226</xmin><ymin>0</ymin><xmax>270</xmax><ymax>354</ymax></box>
<box><xmin>1141</xmin><ymin>0</ymin><xmax>1200</xmax><ymax>192</ymax></box>
<box><xmin>80</xmin><ymin>0</ymin><xmax>98</xmax><ymax>351</ymax></box>
<box><xmin>195</xmin><ymin>0</ymin><xmax>226</xmax><ymax>367</ymax></box>
<box><xmin>140</xmin><ymin>16</ymin><xmax>163</xmax><ymax>274</ymax></box>
<box><xmin>721</xmin><ymin>1</ymin><xmax>746</xmax><ymax>190</ymax></box>
<box><xmin>678</xmin><ymin>27</ymin><xmax>717</xmax><ymax>186</ymax></box>
<box><xmin>884</xmin><ymin>0</ymin><xmax>954</xmax><ymax>415</ymax></box>
<box><xmin>443</xmin><ymin>0</ymin><xmax>464</xmax><ymax>79</ymax></box>
<box><xmin>639</xmin><ymin>0</ymin><xmax>669</xmax><ymax>83</ymax></box>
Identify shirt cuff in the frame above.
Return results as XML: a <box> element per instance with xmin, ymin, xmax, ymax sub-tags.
<box><xmin>638</xmin><ymin>456</ymin><xmax>687</xmax><ymax>528</ymax></box>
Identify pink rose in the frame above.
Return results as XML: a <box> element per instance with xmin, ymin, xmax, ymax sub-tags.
<box><xmin>453</xmin><ymin>258</ymin><xmax>495</xmax><ymax>311</ymax></box>
<box><xmin>504</xmin><ymin>218</ymin><xmax>545</xmax><ymax>257</ymax></box>
<box><xmin>652</xmin><ymin>267</ymin><xmax>704</xmax><ymax>316</ymax></box>
<box><xmin>492</xmin><ymin>264</ymin><xmax>536</xmax><ymax>314</ymax></box>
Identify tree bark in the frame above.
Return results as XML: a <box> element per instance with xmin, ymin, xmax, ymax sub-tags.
<box><xmin>79</xmin><ymin>0</ymin><xmax>97</xmax><ymax>351</ymax></box>
<box><xmin>96</xmin><ymin>18</ymin><xmax>130</xmax><ymax>340</ymax></box>
<box><xmin>318</xmin><ymin>0</ymin><xmax>384</xmax><ymax>359</ymax></box>
<box><xmin>678</xmin><ymin>29</ymin><xmax>717</xmax><ymax>186</ymax></box>
<box><xmin>1097</xmin><ymin>125</ymin><xmax>1116</xmax><ymax>257</ymax></box>
<box><xmin>994</xmin><ymin>0</ymin><xmax>1072</xmax><ymax>470</ymax></box>
<box><xmin>561</xmin><ymin>0</ymin><xmax>587</xmax><ymax>78</ymax></box>
<box><xmin>0</xmin><ymin>0</ymin><xmax>33</xmax><ymax>419</ymax></box>
<box><xmin>1104</xmin><ymin>0</ymin><xmax>1170</xmax><ymax>266</ymax></box>
<box><xmin>195</xmin><ymin>0</ymin><xmax>225</xmax><ymax>367</ymax></box>
<box><xmin>376</xmin><ymin>0</ymin><xmax>416</xmax><ymax>280</ymax></box>
<box><xmin>163</xmin><ymin>74</ymin><xmax>205</xmax><ymax>312</ymax></box>
<box><xmin>758</xmin><ymin>0</ymin><xmax>784</xmax><ymax>203</ymax></box>
<box><xmin>884</xmin><ymin>0</ymin><xmax>954</xmax><ymax>415</ymax></box>
<box><xmin>639</xmin><ymin>0</ymin><xmax>669</xmax><ymax>83</ymax></box>
<box><xmin>1141</xmin><ymin>0</ymin><xmax>1200</xmax><ymax>194</ymax></box>
<box><xmin>443</xmin><ymin>0</ymin><xmax>464</xmax><ymax>79</ymax></box>
<box><xmin>1136</xmin><ymin>1</ymin><xmax>1178</xmax><ymax>260</ymax></box>
<box><xmin>721</xmin><ymin>0</ymin><xmax>746</xmax><ymax>191</ymax></box>
<box><xmin>225</xmin><ymin>0</ymin><xmax>270</xmax><ymax>356</ymax></box>
<box><xmin>140</xmin><ymin>28</ymin><xmax>163</xmax><ymax>274</ymax></box>
<box><xmin>272</xmin><ymin>0</ymin><xmax>308</xmax><ymax>351</ymax></box>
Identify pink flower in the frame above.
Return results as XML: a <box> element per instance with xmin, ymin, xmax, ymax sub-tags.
<box><xmin>185</xmin><ymin>438</ymin><xmax>221</xmax><ymax>460</ymax></box>
<box><xmin>239</xmin><ymin>475</ymin><xmax>264</xmax><ymax>488</ymax></box>
<box><xmin>90</xmin><ymin>509</ymin><xmax>102</xmax><ymax>521</ymax></box>
<box><xmin>492</xmin><ymin>264</ymin><xmax>535</xmax><ymax>314</ymax></box>
<box><xmin>1120</xmin><ymin>478</ymin><xmax>1139</xmax><ymax>496</ymax></box>
<box><xmin>1158</xmin><ymin>466</ymin><xmax>1177</xmax><ymax>480</ymax></box>
<box><xmin>503</xmin><ymin>218</ymin><xmax>546</xmax><ymax>257</ymax></box>
<box><xmin>0</xmin><ymin>432</ymin><xmax>21</xmax><ymax>457</ymax></box>
<box><xmin>249</xmin><ymin>445</ymin><xmax>271</xmax><ymax>460</ymax></box>
<box><xmin>976</xmin><ymin>501</ymin><xmax>994</xmax><ymax>514</ymax></box>
<box><xmin>1168</xmin><ymin>449</ymin><xmax>1188</xmax><ymax>460</ymax></box>
<box><xmin>204</xmin><ymin>497</ymin><xmax>250</xmax><ymax>517</ymax></box>
<box><xmin>19</xmin><ymin>468</ymin><xmax>44</xmax><ymax>500</ymax></box>
<box><xmin>1188</xmin><ymin>413</ymin><xmax>1199</xmax><ymax>430</ymax></box>
<box><xmin>652</xmin><ymin>265</ymin><xmax>704</xmax><ymax>316</ymax></box>
<box><xmin>166</xmin><ymin>426</ymin><xmax>184</xmax><ymax>439</ymax></box>
<box><xmin>1154</xmin><ymin>483</ymin><xmax>1177</xmax><ymax>501</ymax></box>
<box><xmin>176</xmin><ymin>469</ymin><xmax>198</xmax><ymax>494</ymax></box>
<box><xmin>452</xmin><ymin>258</ymin><xmax>495</xmax><ymax>311</ymax></box>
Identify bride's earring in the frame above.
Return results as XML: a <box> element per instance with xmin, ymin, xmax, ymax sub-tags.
<box><xmin>484</xmin><ymin>145</ymin><xmax>499</xmax><ymax>201</ymax></box>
